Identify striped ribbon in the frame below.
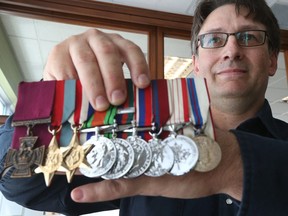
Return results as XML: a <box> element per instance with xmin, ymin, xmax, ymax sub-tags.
<box><xmin>51</xmin><ymin>80</ymin><xmax>76</xmax><ymax>145</ymax></box>
<box><xmin>51</xmin><ymin>80</ymin><xmax>76</xmax><ymax>127</ymax></box>
<box><xmin>68</xmin><ymin>80</ymin><xmax>90</xmax><ymax>126</ymax></box>
<box><xmin>60</xmin><ymin>80</ymin><xmax>94</xmax><ymax>146</ymax></box>
<box><xmin>186</xmin><ymin>78</ymin><xmax>209</xmax><ymax>129</ymax></box>
<box><xmin>166</xmin><ymin>78</ymin><xmax>190</xmax><ymax>125</ymax></box>
<box><xmin>135</xmin><ymin>82</ymin><xmax>153</xmax><ymax>140</ymax></box>
<box><xmin>82</xmin><ymin>105</ymin><xmax>117</xmax><ymax>140</ymax></box>
<box><xmin>116</xmin><ymin>79</ymin><xmax>134</xmax><ymax>124</ymax></box>
<box><xmin>115</xmin><ymin>79</ymin><xmax>134</xmax><ymax>139</ymax></box>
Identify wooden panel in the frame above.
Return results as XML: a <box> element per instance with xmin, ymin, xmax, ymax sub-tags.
<box><xmin>0</xmin><ymin>0</ymin><xmax>192</xmax><ymax>31</ymax></box>
<box><xmin>148</xmin><ymin>27</ymin><xmax>157</xmax><ymax>79</ymax></box>
<box><xmin>0</xmin><ymin>115</ymin><xmax>8</xmax><ymax>125</ymax></box>
<box><xmin>156</xmin><ymin>28</ymin><xmax>165</xmax><ymax>79</ymax></box>
<box><xmin>280</xmin><ymin>30</ymin><xmax>288</xmax><ymax>51</ymax></box>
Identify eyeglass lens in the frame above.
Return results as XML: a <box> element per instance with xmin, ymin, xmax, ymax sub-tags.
<box><xmin>199</xmin><ymin>30</ymin><xmax>266</xmax><ymax>48</ymax></box>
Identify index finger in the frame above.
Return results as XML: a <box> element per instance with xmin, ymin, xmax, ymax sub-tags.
<box><xmin>108</xmin><ymin>33</ymin><xmax>151</xmax><ymax>88</ymax></box>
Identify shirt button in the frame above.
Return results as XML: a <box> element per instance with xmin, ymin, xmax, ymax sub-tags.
<box><xmin>226</xmin><ymin>198</ymin><xmax>233</xmax><ymax>205</ymax></box>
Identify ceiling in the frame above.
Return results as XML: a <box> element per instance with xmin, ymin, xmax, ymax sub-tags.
<box><xmin>0</xmin><ymin>0</ymin><xmax>287</xmax><ymax>122</ymax></box>
<box><xmin>96</xmin><ymin>0</ymin><xmax>288</xmax><ymax>29</ymax></box>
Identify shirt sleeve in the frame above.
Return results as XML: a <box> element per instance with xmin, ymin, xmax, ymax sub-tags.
<box><xmin>232</xmin><ymin>130</ymin><xmax>288</xmax><ymax>216</ymax></box>
<box><xmin>0</xmin><ymin>115</ymin><xmax>14</xmax><ymax>161</ymax></box>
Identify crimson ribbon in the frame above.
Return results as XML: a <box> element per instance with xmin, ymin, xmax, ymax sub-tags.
<box><xmin>12</xmin><ymin>81</ymin><xmax>56</xmax><ymax>149</ymax></box>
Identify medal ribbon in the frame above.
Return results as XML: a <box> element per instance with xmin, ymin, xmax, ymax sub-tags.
<box><xmin>66</xmin><ymin>79</ymin><xmax>95</xmax><ymax>127</ymax></box>
<box><xmin>81</xmin><ymin>104</ymin><xmax>117</xmax><ymax>141</ymax></box>
<box><xmin>151</xmin><ymin>79</ymin><xmax>170</xmax><ymax>128</ymax></box>
<box><xmin>186</xmin><ymin>78</ymin><xmax>209</xmax><ymax>128</ymax></box>
<box><xmin>136</xmin><ymin>85</ymin><xmax>152</xmax><ymax>127</ymax></box>
<box><xmin>62</xmin><ymin>80</ymin><xmax>93</xmax><ymax>146</ymax></box>
<box><xmin>52</xmin><ymin>80</ymin><xmax>76</xmax><ymax>145</ymax></box>
<box><xmin>51</xmin><ymin>80</ymin><xmax>76</xmax><ymax>127</ymax></box>
<box><xmin>68</xmin><ymin>80</ymin><xmax>86</xmax><ymax>126</ymax></box>
<box><xmin>13</xmin><ymin>81</ymin><xmax>56</xmax><ymax>123</ymax></box>
<box><xmin>135</xmin><ymin>83</ymin><xmax>152</xmax><ymax>140</ymax></box>
<box><xmin>166</xmin><ymin>78</ymin><xmax>190</xmax><ymax>125</ymax></box>
<box><xmin>12</xmin><ymin>81</ymin><xmax>56</xmax><ymax>149</ymax></box>
<box><xmin>52</xmin><ymin>80</ymin><xmax>76</xmax><ymax>127</ymax></box>
<box><xmin>51</xmin><ymin>80</ymin><xmax>65</xmax><ymax>127</ymax></box>
<box><xmin>115</xmin><ymin>79</ymin><xmax>134</xmax><ymax>139</ymax></box>
<box><xmin>85</xmin><ymin>106</ymin><xmax>117</xmax><ymax>127</ymax></box>
<box><xmin>115</xmin><ymin>79</ymin><xmax>134</xmax><ymax>125</ymax></box>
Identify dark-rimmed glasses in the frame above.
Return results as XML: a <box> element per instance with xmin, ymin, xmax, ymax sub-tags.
<box><xmin>198</xmin><ymin>30</ymin><xmax>267</xmax><ymax>49</ymax></box>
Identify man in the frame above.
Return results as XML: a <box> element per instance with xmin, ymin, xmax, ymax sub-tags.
<box><xmin>1</xmin><ymin>0</ymin><xmax>288</xmax><ymax>215</ymax></box>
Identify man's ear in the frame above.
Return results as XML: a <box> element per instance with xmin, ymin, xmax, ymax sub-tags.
<box><xmin>268</xmin><ymin>52</ymin><xmax>278</xmax><ymax>77</ymax></box>
<box><xmin>192</xmin><ymin>55</ymin><xmax>200</xmax><ymax>76</ymax></box>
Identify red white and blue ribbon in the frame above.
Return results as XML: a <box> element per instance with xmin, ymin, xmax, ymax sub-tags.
<box><xmin>186</xmin><ymin>78</ymin><xmax>213</xmax><ymax>138</ymax></box>
<box><xmin>135</xmin><ymin>82</ymin><xmax>153</xmax><ymax>140</ymax></box>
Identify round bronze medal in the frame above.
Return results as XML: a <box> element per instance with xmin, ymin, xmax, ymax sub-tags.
<box><xmin>193</xmin><ymin>135</ymin><xmax>222</xmax><ymax>172</ymax></box>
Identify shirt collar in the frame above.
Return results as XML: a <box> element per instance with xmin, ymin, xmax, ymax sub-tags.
<box><xmin>237</xmin><ymin>99</ymin><xmax>288</xmax><ymax>140</ymax></box>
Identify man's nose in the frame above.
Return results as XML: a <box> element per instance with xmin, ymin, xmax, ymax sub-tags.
<box><xmin>222</xmin><ymin>35</ymin><xmax>243</xmax><ymax>60</ymax></box>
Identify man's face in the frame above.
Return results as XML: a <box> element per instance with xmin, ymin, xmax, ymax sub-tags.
<box><xmin>193</xmin><ymin>4</ymin><xmax>277</xmax><ymax>105</ymax></box>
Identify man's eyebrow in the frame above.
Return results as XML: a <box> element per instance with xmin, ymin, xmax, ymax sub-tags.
<box><xmin>200</xmin><ymin>28</ymin><xmax>223</xmax><ymax>34</ymax></box>
<box><xmin>237</xmin><ymin>24</ymin><xmax>264</xmax><ymax>30</ymax></box>
<box><xmin>201</xmin><ymin>25</ymin><xmax>263</xmax><ymax>34</ymax></box>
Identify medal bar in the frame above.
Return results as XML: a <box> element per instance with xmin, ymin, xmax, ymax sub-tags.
<box><xmin>8</xmin><ymin>78</ymin><xmax>222</xmax><ymax>185</ymax></box>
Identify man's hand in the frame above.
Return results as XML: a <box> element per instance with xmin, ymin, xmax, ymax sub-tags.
<box><xmin>71</xmin><ymin>172</ymin><xmax>216</xmax><ymax>203</ymax></box>
<box><xmin>43</xmin><ymin>29</ymin><xmax>150</xmax><ymax>111</ymax></box>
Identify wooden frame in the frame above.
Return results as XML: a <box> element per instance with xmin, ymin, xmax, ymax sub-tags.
<box><xmin>0</xmin><ymin>115</ymin><xmax>8</xmax><ymax>124</ymax></box>
<box><xmin>0</xmin><ymin>0</ymin><xmax>287</xmax><ymax>78</ymax></box>
<box><xmin>285</xmin><ymin>51</ymin><xmax>288</xmax><ymax>81</ymax></box>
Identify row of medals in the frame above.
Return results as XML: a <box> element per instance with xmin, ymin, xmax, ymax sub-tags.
<box><xmin>74</xmin><ymin>122</ymin><xmax>222</xmax><ymax>180</ymax></box>
<box><xmin>32</xmin><ymin>122</ymin><xmax>222</xmax><ymax>186</ymax></box>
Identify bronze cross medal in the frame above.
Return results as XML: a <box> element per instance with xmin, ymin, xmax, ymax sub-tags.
<box><xmin>4</xmin><ymin>136</ymin><xmax>45</xmax><ymax>178</ymax></box>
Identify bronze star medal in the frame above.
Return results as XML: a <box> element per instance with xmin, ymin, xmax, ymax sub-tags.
<box><xmin>58</xmin><ymin>129</ymin><xmax>93</xmax><ymax>183</ymax></box>
<box><xmin>34</xmin><ymin>135</ymin><xmax>63</xmax><ymax>186</ymax></box>
<box><xmin>5</xmin><ymin>136</ymin><xmax>45</xmax><ymax>178</ymax></box>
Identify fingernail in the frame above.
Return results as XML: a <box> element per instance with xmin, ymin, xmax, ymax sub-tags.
<box><xmin>137</xmin><ymin>74</ymin><xmax>150</xmax><ymax>86</ymax></box>
<box><xmin>72</xmin><ymin>189</ymin><xmax>83</xmax><ymax>201</ymax></box>
<box><xmin>95</xmin><ymin>95</ymin><xmax>109</xmax><ymax>111</ymax></box>
<box><xmin>111</xmin><ymin>89</ymin><xmax>125</xmax><ymax>104</ymax></box>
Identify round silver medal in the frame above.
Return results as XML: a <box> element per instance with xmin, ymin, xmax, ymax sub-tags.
<box><xmin>124</xmin><ymin>136</ymin><xmax>152</xmax><ymax>178</ymax></box>
<box><xmin>163</xmin><ymin>134</ymin><xmax>199</xmax><ymax>176</ymax></box>
<box><xmin>79</xmin><ymin>135</ymin><xmax>117</xmax><ymax>177</ymax></box>
<box><xmin>193</xmin><ymin>135</ymin><xmax>222</xmax><ymax>172</ymax></box>
<box><xmin>145</xmin><ymin>138</ymin><xmax>174</xmax><ymax>177</ymax></box>
<box><xmin>102</xmin><ymin>138</ymin><xmax>134</xmax><ymax>179</ymax></box>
